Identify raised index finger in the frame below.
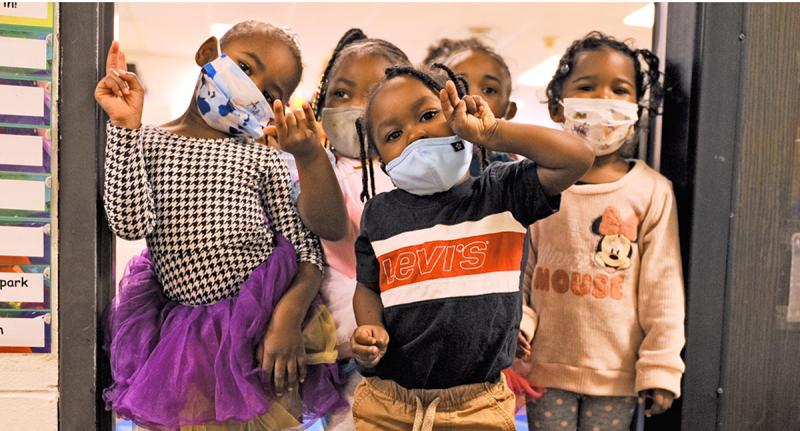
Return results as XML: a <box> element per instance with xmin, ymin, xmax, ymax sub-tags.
<box><xmin>106</xmin><ymin>41</ymin><xmax>119</xmax><ymax>73</ymax></box>
<box><xmin>273</xmin><ymin>100</ymin><xmax>287</xmax><ymax>133</ymax></box>
<box><xmin>302</xmin><ymin>103</ymin><xmax>317</xmax><ymax>129</ymax></box>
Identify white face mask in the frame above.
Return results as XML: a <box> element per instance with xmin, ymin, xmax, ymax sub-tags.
<box><xmin>384</xmin><ymin>135</ymin><xmax>472</xmax><ymax>196</ymax></box>
<box><xmin>321</xmin><ymin>107</ymin><xmax>364</xmax><ymax>159</ymax></box>
<box><xmin>561</xmin><ymin>98</ymin><xmax>639</xmax><ymax>156</ymax></box>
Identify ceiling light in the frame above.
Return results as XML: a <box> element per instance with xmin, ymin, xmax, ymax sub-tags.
<box><xmin>517</xmin><ymin>55</ymin><xmax>560</xmax><ymax>88</ymax></box>
<box><xmin>623</xmin><ymin>3</ymin><xmax>654</xmax><ymax>28</ymax></box>
<box><xmin>211</xmin><ymin>23</ymin><xmax>232</xmax><ymax>40</ymax></box>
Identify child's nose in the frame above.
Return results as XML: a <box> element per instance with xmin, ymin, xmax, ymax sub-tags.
<box><xmin>407</xmin><ymin>129</ymin><xmax>428</xmax><ymax>144</ymax></box>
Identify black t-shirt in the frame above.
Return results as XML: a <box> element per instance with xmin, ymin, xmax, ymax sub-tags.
<box><xmin>355</xmin><ymin>160</ymin><xmax>560</xmax><ymax>389</ymax></box>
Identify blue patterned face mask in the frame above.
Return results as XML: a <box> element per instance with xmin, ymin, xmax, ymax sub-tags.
<box><xmin>385</xmin><ymin>135</ymin><xmax>473</xmax><ymax>196</ymax></box>
<box><xmin>195</xmin><ymin>54</ymin><xmax>274</xmax><ymax>140</ymax></box>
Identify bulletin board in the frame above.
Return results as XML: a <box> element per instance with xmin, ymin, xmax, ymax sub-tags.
<box><xmin>0</xmin><ymin>2</ymin><xmax>56</xmax><ymax>353</ymax></box>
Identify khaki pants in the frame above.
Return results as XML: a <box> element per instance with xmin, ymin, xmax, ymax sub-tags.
<box><xmin>352</xmin><ymin>376</ymin><xmax>516</xmax><ymax>431</ymax></box>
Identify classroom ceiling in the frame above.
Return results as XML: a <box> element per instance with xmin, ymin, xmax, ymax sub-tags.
<box><xmin>115</xmin><ymin>2</ymin><xmax>653</xmax><ymax>124</ymax></box>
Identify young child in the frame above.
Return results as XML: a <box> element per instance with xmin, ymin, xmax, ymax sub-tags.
<box><xmin>349</xmin><ymin>66</ymin><xmax>594</xmax><ymax>430</ymax></box>
<box><xmin>97</xmin><ymin>21</ymin><xmax>344</xmax><ymax>430</ymax></box>
<box><xmin>423</xmin><ymin>37</ymin><xmax>517</xmax><ymax>176</ymax></box>
<box><xmin>521</xmin><ymin>32</ymin><xmax>685</xmax><ymax>430</ymax></box>
<box><xmin>309</xmin><ymin>29</ymin><xmax>412</xmax><ymax>430</ymax></box>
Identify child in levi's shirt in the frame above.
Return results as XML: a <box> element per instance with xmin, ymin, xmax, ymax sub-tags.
<box><xmin>349</xmin><ymin>66</ymin><xmax>593</xmax><ymax>430</ymax></box>
<box><xmin>521</xmin><ymin>32</ymin><xmax>685</xmax><ymax>431</ymax></box>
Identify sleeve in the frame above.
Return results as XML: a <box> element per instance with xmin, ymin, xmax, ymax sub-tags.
<box><xmin>486</xmin><ymin>160</ymin><xmax>561</xmax><ymax>226</ymax></box>
<box><xmin>520</xmin><ymin>225</ymin><xmax>538</xmax><ymax>342</ymax></box>
<box><xmin>102</xmin><ymin>123</ymin><xmax>156</xmax><ymax>240</ymax></box>
<box><xmin>635</xmin><ymin>181</ymin><xmax>686</xmax><ymax>398</ymax></box>
<box><xmin>261</xmin><ymin>149</ymin><xmax>324</xmax><ymax>272</ymax></box>
<box><xmin>354</xmin><ymin>201</ymin><xmax>380</xmax><ymax>292</ymax></box>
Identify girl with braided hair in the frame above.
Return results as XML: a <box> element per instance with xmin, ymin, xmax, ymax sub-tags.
<box><xmin>520</xmin><ymin>32</ymin><xmax>684</xmax><ymax>430</ymax></box>
<box><xmin>309</xmin><ymin>28</ymin><xmax>411</xmax><ymax>430</ymax></box>
<box><xmin>349</xmin><ymin>65</ymin><xmax>593</xmax><ymax>430</ymax></box>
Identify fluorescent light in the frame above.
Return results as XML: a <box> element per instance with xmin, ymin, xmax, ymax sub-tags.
<box><xmin>517</xmin><ymin>55</ymin><xmax>561</xmax><ymax>88</ymax></box>
<box><xmin>624</xmin><ymin>3</ymin><xmax>654</xmax><ymax>28</ymax></box>
<box><xmin>211</xmin><ymin>23</ymin><xmax>232</xmax><ymax>40</ymax></box>
<box><xmin>114</xmin><ymin>14</ymin><xmax>119</xmax><ymax>41</ymax></box>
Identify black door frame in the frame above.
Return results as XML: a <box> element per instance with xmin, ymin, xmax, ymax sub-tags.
<box><xmin>58</xmin><ymin>3</ymin><xmax>115</xmax><ymax>430</ymax></box>
<box><xmin>661</xmin><ymin>3</ymin><xmax>747</xmax><ymax>430</ymax></box>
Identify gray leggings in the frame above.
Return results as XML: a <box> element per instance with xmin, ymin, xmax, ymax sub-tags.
<box><xmin>527</xmin><ymin>388</ymin><xmax>637</xmax><ymax>431</ymax></box>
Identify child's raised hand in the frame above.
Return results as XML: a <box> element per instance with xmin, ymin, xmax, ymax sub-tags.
<box><xmin>351</xmin><ymin>324</ymin><xmax>389</xmax><ymax>368</ymax></box>
<box><xmin>638</xmin><ymin>388</ymin><xmax>675</xmax><ymax>417</ymax></box>
<box><xmin>265</xmin><ymin>100</ymin><xmax>323</xmax><ymax>161</ymax></box>
<box><xmin>257</xmin><ymin>321</ymin><xmax>307</xmax><ymax>397</ymax></box>
<box><xmin>439</xmin><ymin>80</ymin><xmax>499</xmax><ymax>149</ymax></box>
<box><xmin>94</xmin><ymin>41</ymin><xmax>144</xmax><ymax>129</ymax></box>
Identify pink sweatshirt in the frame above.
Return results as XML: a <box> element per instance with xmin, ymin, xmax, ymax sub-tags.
<box><xmin>521</xmin><ymin>160</ymin><xmax>685</xmax><ymax>397</ymax></box>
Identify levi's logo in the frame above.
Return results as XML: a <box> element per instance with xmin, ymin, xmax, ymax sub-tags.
<box><xmin>451</xmin><ymin>140</ymin><xmax>465</xmax><ymax>152</ymax></box>
<box><xmin>377</xmin><ymin>231</ymin><xmax>525</xmax><ymax>291</ymax></box>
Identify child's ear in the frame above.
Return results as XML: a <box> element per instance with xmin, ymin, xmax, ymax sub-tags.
<box><xmin>549</xmin><ymin>100</ymin><xmax>565</xmax><ymax>123</ymax></box>
<box><xmin>195</xmin><ymin>36</ymin><xmax>220</xmax><ymax>67</ymax></box>
<box><xmin>502</xmin><ymin>101</ymin><xmax>517</xmax><ymax>121</ymax></box>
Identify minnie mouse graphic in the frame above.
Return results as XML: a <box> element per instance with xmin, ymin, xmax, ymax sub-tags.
<box><xmin>592</xmin><ymin>206</ymin><xmax>639</xmax><ymax>273</ymax></box>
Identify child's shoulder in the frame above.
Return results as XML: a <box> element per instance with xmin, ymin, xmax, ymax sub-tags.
<box><xmin>628</xmin><ymin>160</ymin><xmax>675</xmax><ymax>196</ymax></box>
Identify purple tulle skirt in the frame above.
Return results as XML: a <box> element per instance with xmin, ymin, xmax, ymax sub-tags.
<box><xmin>103</xmin><ymin>235</ymin><xmax>344</xmax><ymax>430</ymax></box>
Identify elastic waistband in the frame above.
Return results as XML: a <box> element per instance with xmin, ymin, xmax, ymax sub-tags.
<box><xmin>362</xmin><ymin>375</ymin><xmax>506</xmax><ymax>409</ymax></box>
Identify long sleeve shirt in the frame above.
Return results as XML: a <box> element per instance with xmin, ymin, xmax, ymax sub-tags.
<box><xmin>103</xmin><ymin>123</ymin><xmax>323</xmax><ymax>305</ymax></box>
<box><xmin>521</xmin><ymin>160</ymin><xmax>686</xmax><ymax>397</ymax></box>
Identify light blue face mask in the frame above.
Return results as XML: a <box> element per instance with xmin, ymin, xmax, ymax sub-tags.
<box><xmin>384</xmin><ymin>135</ymin><xmax>473</xmax><ymax>196</ymax></box>
<box><xmin>195</xmin><ymin>54</ymin><xmax>274</xmax><ymax>140</ymax></box>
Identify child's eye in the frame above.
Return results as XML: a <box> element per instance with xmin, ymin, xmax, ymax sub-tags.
<box><xmin>385</xmin><ymin>130</ymin><xmax>402</xmax><ymax>143</ymax></box>
<box><xmin>332</xmin><ymin>89</ymin><xmax>350</xmax><ymax>100</ymax></box>
<box><xmin>420</xmin><ymin>110</ymin><xmax>438</xmax><ymax>122</ymax></box>
<box><xmin>614</xmin><ymin>87</ymin><xmax>631</xmax><ymax>95</ymax></box>
<box><xmin>482</xmin><ymin>87</ymin><xmax>498</xmax><ymax>95</ymax></box>
<box><xmin>238</xmin><ymin>61</ymin><xmax>252</xmax><ymax>76</ymax></box>
<box><xmin>578</xmin><ymin>85</ymin><xmax>593</xmax><ymax>92</ymax></box>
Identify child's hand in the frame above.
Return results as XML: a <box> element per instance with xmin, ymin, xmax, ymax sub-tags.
<box><xmin>94</xmin><ymin>41</ymin><xmax>144</xmax><ymax>129</ymax></box>
<box><xmin>439</xmin><ymin>80</ymin><xmax>499</xmax><ymax>149</ymax></box>
<box><xmin>638</xmin><ymin>389</ymin><xmax>675</xmax><ymax>417</ymax></box>
<box><xmin>265</xmin><ymin>100</ymin><xmax>323</xmax><ymax>162</ymax></box>
<box><xmin>257</xmin><ymin>321</ymin><xmax>306</xmax><ymax>397</ymax></box>
<box><xmin>351</xmin><ymin>324</ymin><xmax>389</xmax><ymax>368</ymax></box>
<box><xmin>516</xmin><ymin>332</ymin><xmax>532</xmax><ymax>361</ymax></box>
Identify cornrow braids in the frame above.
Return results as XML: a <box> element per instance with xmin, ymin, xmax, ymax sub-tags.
<box><xmin>423</xmin><ymin>37</ymin><xmax>512</xmax><ymax>88</ymax></box>
<box><xmin>355</xmin><ymin>118</ymin><xmax>372</xmax><ymax>202</ymax></box>
<box><xmin>312</xmin><ymin>28</ymin><xmax>411</xmax><ymax>119</ymax></box>
<box><xmin>545</xmin><ymin>31</ymin><xmax>665</xmax><ymax>118</ymax></box>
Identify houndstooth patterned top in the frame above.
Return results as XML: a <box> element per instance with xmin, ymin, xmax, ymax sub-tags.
<box><xmin>103</xmin><ymin>123</ymin><xmax>324</xmax><ymax>305</ymax></box>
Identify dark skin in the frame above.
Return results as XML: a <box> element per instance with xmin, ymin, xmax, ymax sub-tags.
<box><xmin>443</xmin><ymin>49</ymin><xmax>517</xmax><ymax>120</ymax></box>
<box><xmin>351</xmin><ymin>77</ymin><xmax>594</xmax><ymax>367</ymax></box>
<box><xmin>95</xmin><ymin>36</ymin><xmax>336</xmax><ymax>396</ymax></box>
<box><xmin>548</xmin><ymin>46</ymin><xmax>675</xmax><ymax>416</ymax></box>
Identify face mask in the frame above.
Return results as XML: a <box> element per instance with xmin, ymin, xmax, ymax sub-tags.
<box><xmin>385</xmin><ymin>135</ymin><xmax>472</xmax><ymax>196</ymax></box>
<box><xmin>195</xmin><ymin>54</ymin><xmax>274</xmax><ymax>140</ymax></box>
<box><xmin>321</xmin><ymin>107</ymin><xmax>364</xmax><ymax>159</ymax></box>
<box><xmin>561</xmin><ymin>98</ymin><xmax>639</xmax><ymax>156</ymax></box>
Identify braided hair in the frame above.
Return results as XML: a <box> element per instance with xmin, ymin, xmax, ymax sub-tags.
<box><xmin>357</xmin><ymin>65</ymin><xmax>483</xmax><ymax>201</ymax></box>
<box><xmin>545</xmin><ymin>31</ymin><xmax>664</xmax><ymax>118</ymax></box>
<box><xmin>422</xmin><ymin>37</ymin><xmax>512</xmax><ymax>89</ymax></box>
<box><xmin>312</xmin><ymin>28</ymin><xmax>411</xmax><ymax>119</ymax></box>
